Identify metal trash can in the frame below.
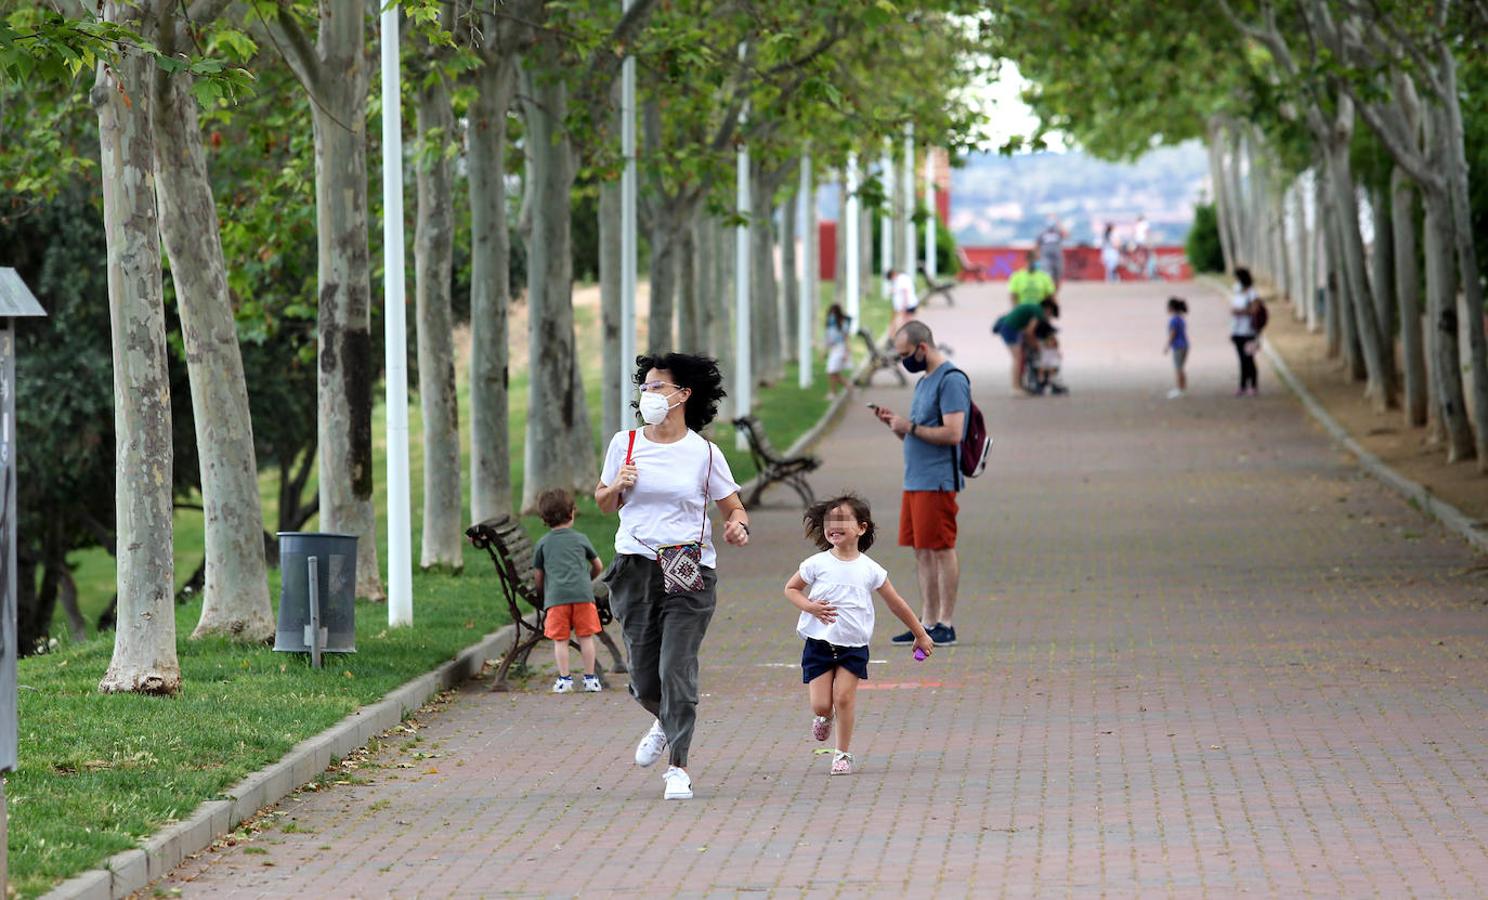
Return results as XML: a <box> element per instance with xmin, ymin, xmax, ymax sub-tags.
<box><xmin>274</xmin><ymin>532</ymin><xmax>358</xmax><ymax>663</ymax></box>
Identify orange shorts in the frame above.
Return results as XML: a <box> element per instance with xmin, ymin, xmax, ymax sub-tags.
<box><xmin>544</xmin><ymin>602</ymin><xmax>602</xmax><ymax>640</ymax></box>
<box><xmin>899</xmin><ymin>490</ymin><xmax>959</xmax><ymax>550</ymax></box>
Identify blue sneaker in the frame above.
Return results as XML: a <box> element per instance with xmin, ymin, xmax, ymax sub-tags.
<box><xmin>890</xmin><ymin>626</ymin><xmax>926</xmax><ymax>645</ymax></box>
<box><xmin>928</xmin><ymin>624</ymin><xmax>957</xmax><ymax>646</ymax></box>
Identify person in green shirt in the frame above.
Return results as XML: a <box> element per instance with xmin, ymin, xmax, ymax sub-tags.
<box><xmin>1007</xmin><ymin>251</ymin><xmax>1056</xmax><ymax>307</ymax></box>
<box><xmin>533</xmin><ymin>489</ymin><xmax>605</xmax><ymax>693</ymax></box>
<box><xmin>992</xmin><ymin>297</ymin><xmax>1058</xmax><ymax>394</ymax></box>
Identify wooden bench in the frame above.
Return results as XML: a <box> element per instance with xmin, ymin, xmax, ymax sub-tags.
<box><xmin>466</xmin><ymin>515</ymin><xmax>627</xmax><ymax>692</ymax></box>
<box><xmin>956</xmin><ymin>247</ymin><xmax>990</xmax><ymax>282</ymax></box>
<box><xmin>918</xmin><ymin>264</ymin><xmax>956</xmax><ymax>306</ymax></box>
<box><xmin>732</xmin><ymin>416</ymin><xmax>820</xmax><ymax>509</ymax></box>
<box><xmin>853</xmin><ymin>327</ymin><xmax>907</xmax><ymax>388</ymax></box>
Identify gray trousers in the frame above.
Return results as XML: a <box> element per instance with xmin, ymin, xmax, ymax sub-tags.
<box><xmin>604</xmin><ymin>553</ymin><xmax>717</xmax><ymax>767</ymax></box>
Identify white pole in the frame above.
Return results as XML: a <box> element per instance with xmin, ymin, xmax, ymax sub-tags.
<box><xmin>844</xmin><ymin>152</ymin><xmax>860</xmax><ymax>329</ymax></box>
<box><xmin>798</xmin><ymin>149</ymin><xmax>814</xmax><ymax>389</ymax></box>
<box><xmin>925</xmin><ymin>145</ymin><xmax>937</xmax><ymax>281</ymax></box>
<box><xmin>734</xmin><ymin>43</ymin><xmax>751</xmax><ymax>449</ymax></box>
<box><xmin>381</xmin><ymin>3</ymin><xmax>412</xmax><ymax>627</ymax></box>
<box><xmin>879</xmin><ymin>141</ymin><xmax>893</xmax><ymax>278</ymax></box>
<box><xmin>619</xmin><ymin>0</ymin><xmax>637</xmax><ymax>427</ymax></box>
<box><xmin>903</xmin><ymin>123</ymin><xmax>915</xmax><ymax>275</ymax></box>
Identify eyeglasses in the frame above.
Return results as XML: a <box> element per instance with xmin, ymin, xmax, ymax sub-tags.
<box><xmin>638</xmin><ymin>380</ymin><xmax>680</xmax><ymax>393</ymax></box>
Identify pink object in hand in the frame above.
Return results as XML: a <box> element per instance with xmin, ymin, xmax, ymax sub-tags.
<box><xmin>914</xmin><ymin>647</ymin><xmax>928</xmax><ymax>661</ymax></box>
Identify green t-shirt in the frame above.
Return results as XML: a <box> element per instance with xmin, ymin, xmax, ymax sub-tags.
<box><xmin>532</xmin><ymin>527</ymin><xmax>600</xmax><ymax>606</ymax></box>
<box><xmin>1008</xmin><ymin>268</ymin><xmax>1055</xmax><ymax>304</ymax></box>
<box><xmin>1002</xmin><ymin>301</ymin><xmax>1047</xmax><ymax>333</ymax></box>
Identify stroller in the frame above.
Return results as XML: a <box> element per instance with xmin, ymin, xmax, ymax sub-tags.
<box><xmin>1022</xmin><ymin>320</ymin><xmax>1068</xmax><ymax>396</ymax></box>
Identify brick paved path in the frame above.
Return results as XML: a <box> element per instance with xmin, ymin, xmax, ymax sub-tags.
<box><xmin>163</xmin><ymin>282</ymin><xmax>1488</xmax><ymax>897</ymax></box>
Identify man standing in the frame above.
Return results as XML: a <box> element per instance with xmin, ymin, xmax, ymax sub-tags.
<box><xmin>1007</xmin><ymin>251</ymin><xmax>1056</xmax><ymax>307</ymax></box>
<box><xmin>872</xmin><ymin>321</ymin><xmax>969</xmax><ymax>646</ymax></box>
<box><xmin>1035</xmin><ymin>215</ymin><xmax>1066</xmax><ymax>289</ymax></box>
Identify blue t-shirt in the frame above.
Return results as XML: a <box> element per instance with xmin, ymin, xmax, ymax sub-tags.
<box><xmin>904</xmin><ymin>361</ymin><xmax>971</xmax><ymax>492</ymax></box>
<box><xmin>1168</xmin><ymin>315</ymin><xmax>1189</xmax><ymax>350</ymax></box>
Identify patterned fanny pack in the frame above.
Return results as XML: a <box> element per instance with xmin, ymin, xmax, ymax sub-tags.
<box><xmin>626</xmin><ymin>429</ymin><xmax>712</xmax><ymax>594</ymax></box>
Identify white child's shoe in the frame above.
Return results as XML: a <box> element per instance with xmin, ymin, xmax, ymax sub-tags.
<box><xmin>552</xmin><ymin>675</ymin><xmax>574</xmax><ymax>694</ymax></box>
<box><xmin>1166</xmin><ymin>388</ymin><xmax>1185</xmax><ymax>400</ymax></box>
<box><xmin>830</xmin><ymin>751</ymin><xmax>854</xmax><ymax>776</ymax></box>
<box><xmin>811</xmin><ymin>715</ymin><xmax>833</xmax><ymax>742</ymax></box>
<box><xmin>663</xmin><ymin>765</ymin><xmax>693</xmax><ymax>800</ymax></box>
<box><xmin>582</xmin><ymin>674</ymin><xmax>602</xmax><ymax>692</ymax></box>
<box><xmin>634</xmin><ymin>719</ymin><xmax>667</xmax><ymax>767</ymax></box>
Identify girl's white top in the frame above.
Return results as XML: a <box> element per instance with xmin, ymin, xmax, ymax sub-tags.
<box><xmin>1231</xmin><ymin>287</ymin><xmax>1257</xmax><ymax>337</ymax></box>
<box><xmin>602</xmin><ymin>428</ymin><xmax>740</xmax><ymax>568</ymax></box>
<box><xmin>794</xmin><ymin>550</ymin><xmax>888</xmax><ymax>648</ymax></box>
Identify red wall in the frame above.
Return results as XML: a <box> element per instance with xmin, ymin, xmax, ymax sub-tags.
<box><xmin>811</xmin><ymin>226</ymin><xmax>1191</xmax><ymax>282</ymax></box>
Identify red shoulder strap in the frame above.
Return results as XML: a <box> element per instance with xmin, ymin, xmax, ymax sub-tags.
<box><xmin>625</xmin><ymin>430</ymin><xmax>637</xmax><ymax>465</ymax></box>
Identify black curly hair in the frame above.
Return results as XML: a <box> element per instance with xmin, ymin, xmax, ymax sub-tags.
<box><xmin>633</xmin><ymin>353</ymin><xmax>727</xmax><ymax>432</ymax></box>
<box><xmin>802</xmin><ymin>493</ymin><xmax>877</xmax><ymax>553</ymax></box>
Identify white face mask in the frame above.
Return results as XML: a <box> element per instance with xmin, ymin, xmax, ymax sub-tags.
<box><xmin>637</xmin><ymin>390</ymin><xmax>682</xmax><ymax>425</ymax></box>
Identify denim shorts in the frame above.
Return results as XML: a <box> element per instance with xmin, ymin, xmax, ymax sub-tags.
<box><xmin>801</xmin><ymin>637</ymin><xmax>870</xmax><ymax>683</ymax></box>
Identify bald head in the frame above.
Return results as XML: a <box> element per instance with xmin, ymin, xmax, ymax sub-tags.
<box><xmin>895</xmin><ymin>320</ymin><xmax>934</xmax><ymax>350</ymax></box>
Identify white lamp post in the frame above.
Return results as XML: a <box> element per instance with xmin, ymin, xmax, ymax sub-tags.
<box><xmin>381</xmin><ymin>3</ymin><xmax>412</xmax><ymax>627</ymax></box>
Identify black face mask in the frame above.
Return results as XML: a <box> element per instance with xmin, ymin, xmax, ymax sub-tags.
<box><xmin>900</xmin><ymin>347</ymin><xmax>927</xmax><ymax>373</ymax></box>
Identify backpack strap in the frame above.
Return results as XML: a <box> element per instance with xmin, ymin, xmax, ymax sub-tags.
<box><xmin>625</xmin><ymin>429</ymin><xmax>637</xmax><ymax>465</ymax></box>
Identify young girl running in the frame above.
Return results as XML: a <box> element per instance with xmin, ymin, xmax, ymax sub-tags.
<box><xmin>784</xmin><ymin>494</ymin><xmax>934</xmax><ymax>775</ymax></box>
<box><xmin>1164</xmin><ymin>297</ymin><xmax>1189</xmax><ymax>399</ymax></box>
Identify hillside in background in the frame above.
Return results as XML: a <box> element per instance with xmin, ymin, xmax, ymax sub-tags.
<box><xmin>949</xmin><ymin>142</ymin><xmax>1211</xmax><ymax>247</ymax></box>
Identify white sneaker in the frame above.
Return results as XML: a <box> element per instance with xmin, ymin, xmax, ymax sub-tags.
<box><xmin>663</xmin><ymin>766</ymin><xmax>693</xmax><ymax>800</ymax></box>
<box><xmin>582</xmin><ymin>674</ymin><xmax>602</xmax><ymax>692</ymax></box>
<box><xmin>1166</xmin><ymin>388</ymin><xmax>1185</xmax><ymax>400</ymax></box>
<box><xmin>634</xmin><ymin>720</ymin><xmax>667</xmax><ymax>767</ymax></box>
<box><xmin>552</xmin><ymin>676</ymin><xmax>573</xmax><ymax>694</ymax></box>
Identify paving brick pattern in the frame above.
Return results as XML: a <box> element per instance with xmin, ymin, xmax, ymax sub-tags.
<box><xmin>161</xmin><ymin>282</ymin><xmax>1488</xmax><ymax>897</ymax></box>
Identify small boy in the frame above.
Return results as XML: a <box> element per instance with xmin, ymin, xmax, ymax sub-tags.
<box><xmin>533</xmin><ymin>488</ymin><xmax>605</xmax><ymax>693</ymax></box>
<box><xmin>1033</xmin><ymin>320</ymin><xmax>1069</xmax><ymax>396</ymax></box>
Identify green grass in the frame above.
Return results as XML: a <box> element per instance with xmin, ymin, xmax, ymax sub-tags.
<box><xmin>12</xmin><ymin>572</ymin><xmax>509</xmax><ymax>898</ymax></box>
<box><xmin>23</xmin><ymin>281</ymin><xmax>874</xmax><ymax>896</ymax></box>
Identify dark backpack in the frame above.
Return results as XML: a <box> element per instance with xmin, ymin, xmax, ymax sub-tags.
<box><xmin>945</xmin><ymin>370</ymin><xmax>992</xmax><ymax>479</ymax></box>
<box><xmin>1251</xmin><ymin>296</ymin><xmax>1269</xmax><ymax>333</ymax></box>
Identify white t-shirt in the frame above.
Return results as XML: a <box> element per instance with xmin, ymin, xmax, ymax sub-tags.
<box><xmin>1231</xmin><ymin>287</ymin><xmax>1257</xmax><ymax>337</ymax></box>
<box><xmin>794</xmin><ymin>550</ymin><xmax>888</xmax><ymax>648</ymax></box>
<box><xmin>890</xmin><ymin>272</ymin><xmax>917</xmax><ymax>313</ymax></box>
<box><xmin>601</xmin><ymin>428</ymin><xmax>740</xmax><ymax>568</ymax></box>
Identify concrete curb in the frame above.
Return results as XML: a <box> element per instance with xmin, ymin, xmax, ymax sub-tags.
<box><xmin>42</xmin><ymin>625</ymin><xmax>516</xmax><ymax>900</ymax></box>
<box><xmin>1263</xmin><ymin>342</ymin><xmax>1488</xmax><ymax>555</ymax></box>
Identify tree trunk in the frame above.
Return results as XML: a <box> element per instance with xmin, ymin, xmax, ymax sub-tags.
<box><xmin>1369</xmin><ymin>185</ymin><xmax>1396</xmax><ymax>348</ymax></box>
<box><xmin>151</xmin><ymin>67</ymin><xmax>273</xmax><ymax>642</ymax></box>
<box><xmin>648</xmin><ymin>216</ymin><xmax>676</xmax><ymax>353</ymax></box>
<box><xmin>413</xmin><ymin>71</ymin><xmax>462</xmax><ymax>570</ymax></box>
<box><xmin>92</xmin><ymin>26</ymin><xmax>180</xmax><ymax>694</ymax></box>
<box><xmin>1323</xmin><ymin>139</ymin><xmax>1393</xmax><ymax>408</ymax></box>
<box><xmin>467</xmin><ymin>56</ymin><xmax>517</xmax><ymax>522</ymax></box>
<box><xmin>711</xmin><ymin>214</ymin><xmax>735</xmax><ymax>421</ymax></box>
<box><xmin>1421</xmin><ymin>188</ymin><xmax>1473</xmax><ymax>459</ymax></box>
<box><xmin>600</xmin><ymin>175</ymin><xmax>623</xmax><ymax>437</ymax></box>
<box><xmin>56</xmin><ymin>565</ymin><xmax>86</xmax><ymax>643</ymax></box>
<box><xmin>1207</xmin><ymin>120</ymin><xmax>1237</xmax><ymax>273</ymax></box>
<box><xmin>691</xmin><ymin>206</ymin><xmax>714</xmax><ymax>358</ymax></box>
<box><xmin>750</xmin><ymin>161</ymin><xmax>780</xmax><ymax>384</ymax></box>
<box><xmin>1392</xmin><ymin>168</ymin><xmax>1427</xmax><ymax>428</ymax></box>
<box><xmin>1321</xmin><ymin>187</ymin><xmax>1341</xmax><ymax>358</ymax></box>
<box><xmin>781</xmin><ymin>178</ymin><xmax>799</xmax><ymax>365</ymax></box>
<box><xmin>677</xmin><ymin>216</ymin><xmax>700</xmax><ymax>353</ymax></box>
<box><xmin>521</xmin><ymin>58</ymin><xmax>595</xmax><ymax>510</ymax></box>
<box><xmin>1438</xmin><ymin>56</ymin><xmax>1488</xmax><ymax>470</ymax></box>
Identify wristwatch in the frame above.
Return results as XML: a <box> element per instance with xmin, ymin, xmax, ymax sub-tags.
<box><xmin>909</xmin><ymin>422</ymin><xmax>918</xmax><ymax>436</ymax></box>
